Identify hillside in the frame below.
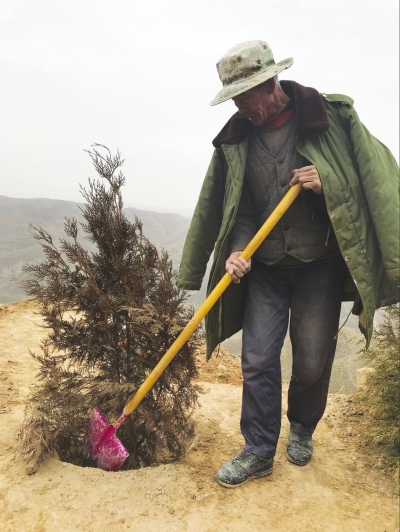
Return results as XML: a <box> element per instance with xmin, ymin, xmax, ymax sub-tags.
<box><xmin>0</xmin><ymin>194</ymin><xmax>359</xmax><ymax>322</ymax></box>
<box><xmin>0</xmin><ymin>300</ymin><xmax>397</xmax><ymax>532</ymax></box>
<box><xmin>0</xmin><ymin>195</ymin><xmax>192</xmax><ymax>303</ymax></box>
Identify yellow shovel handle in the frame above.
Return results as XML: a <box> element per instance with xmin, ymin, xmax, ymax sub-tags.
<box><xmin>118</xmin><ymin>183</ymin><xmax>302</xmax><ymax>423</ymax></box>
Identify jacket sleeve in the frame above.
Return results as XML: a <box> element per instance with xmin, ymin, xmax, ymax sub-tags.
<box><xmin>176</xmin><ymin>149</ymin><xmax>225</xmax><ymax>290</ymax></box>
<box><xmin>346</xmin><ymin>106</ymin><xmax>400</xmax><ymax>281</ymax></box>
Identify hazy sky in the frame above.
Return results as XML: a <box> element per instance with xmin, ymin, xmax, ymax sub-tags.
<box><xmin>1</xmin><ymin>0</ymin><xmax>398</xmax><ymax>216</ymax></box>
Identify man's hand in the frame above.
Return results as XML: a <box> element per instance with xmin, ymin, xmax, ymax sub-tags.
<box><xmin>225</xmin><ymin>251</ymin><xmax>252</xmax><ymax>284</ymax></box>
<box><xmin>290</xmin><ymin>165</ymin><xmax>323</xmax><ymax>194</ymax></box>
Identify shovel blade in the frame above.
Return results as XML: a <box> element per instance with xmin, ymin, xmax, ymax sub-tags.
<box><xmin>84</xmin><ymin>408</ymin><xmax>129</xmax><ymax>472</ymax></box>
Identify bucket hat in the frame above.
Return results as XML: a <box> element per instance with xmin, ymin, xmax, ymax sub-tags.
<box><xmin>210</xmin><ymin>40</ymin><xmax>293</xmax><ymax>106</ymax></box>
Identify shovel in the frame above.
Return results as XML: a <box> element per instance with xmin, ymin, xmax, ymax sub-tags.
<box><xmin>83</xmin><ymin>183</ymin><xmax>302</xmax><ymax>471</ymax></box>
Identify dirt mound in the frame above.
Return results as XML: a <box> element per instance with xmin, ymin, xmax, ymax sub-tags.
<box><xmin>0</xmin><ymin>300</ymin><xmax>398</xmax><ymax>532</ymax></box>
<box><xmin>195</xmin><ymin>345</ymin><xmax>243</xmax><ymax>386</ymax></box>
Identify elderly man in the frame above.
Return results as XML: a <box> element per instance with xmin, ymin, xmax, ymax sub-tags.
<box><xmin>177</xmin><ymin>41</ymin><xmax>399</xmax><ymax>487</ymax></box>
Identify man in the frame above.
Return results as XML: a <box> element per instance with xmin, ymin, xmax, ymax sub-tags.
<box><xmin>177</xmin><ymin>41</ymin><xmax>399</xmax><ymax>488</ymax></box>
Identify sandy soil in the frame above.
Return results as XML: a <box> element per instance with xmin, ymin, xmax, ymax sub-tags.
<box><xmin>0</xmin><ymin>300</ymin><xmax>398</xmax><ymax>532</ymax></box>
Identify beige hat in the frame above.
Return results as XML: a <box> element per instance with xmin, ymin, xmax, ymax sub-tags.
<box><xmin>210</xmin><ymin>40</ymin><xmax>293</xmax><ymax>106</ymax></box>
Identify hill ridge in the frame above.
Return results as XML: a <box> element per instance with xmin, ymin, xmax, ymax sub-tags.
<box><xmin>0</xmin><ymin>195</ymin><xmax>192</xmax><ymax>304</ymax></box>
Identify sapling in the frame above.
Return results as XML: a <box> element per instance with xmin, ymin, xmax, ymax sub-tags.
<box><xmin>17</xmin><ymin>145</ymin><xmax>202</xmax><ymax>472</ymax></box>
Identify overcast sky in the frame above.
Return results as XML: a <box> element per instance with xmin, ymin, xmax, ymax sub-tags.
<box><xmin>1</xmin><ymin>0</ymin><xmax>398</xmax><ymax>216</ymax></box>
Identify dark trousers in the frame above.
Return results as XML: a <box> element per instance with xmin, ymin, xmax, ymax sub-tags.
<box><xmin>241</xmin><ymin>258</ymin><xmax>346</xmax><ymax>459</ymax></box>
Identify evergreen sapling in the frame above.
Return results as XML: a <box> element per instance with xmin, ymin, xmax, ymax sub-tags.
<box><xmin>17</xmin><ymin>145</ymin><xmax>202</xmax><ymax>472</ymax></box>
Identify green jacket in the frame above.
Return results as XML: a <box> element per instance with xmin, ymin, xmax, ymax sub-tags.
<box><xmin>177</xmin><ymin>81</ymin><xmax>400</xmax><ymax>359</ymax></box>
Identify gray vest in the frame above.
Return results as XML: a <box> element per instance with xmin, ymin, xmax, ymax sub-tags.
<box><xmin>244</xmin><ymin>121</ymin><xmax>339</xmax><ymax>265</ymax></box>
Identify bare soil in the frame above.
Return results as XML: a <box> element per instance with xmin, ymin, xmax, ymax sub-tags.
<box><xmin>0</xmin><ymin>300</ymin><xmax>398</xmax><ymax>532</ymax></box>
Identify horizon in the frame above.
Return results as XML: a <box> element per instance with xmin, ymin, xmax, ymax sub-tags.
<box><xmin>0</xmin><ymin>193</ymin><xmax>194</xmax><ymax>219</ymax></box>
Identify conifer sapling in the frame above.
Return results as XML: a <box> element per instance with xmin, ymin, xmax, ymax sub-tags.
<box><xmin>17</xmin><ymin>145</ymin><xmax>202</xmax><ymax>472</ymax></box>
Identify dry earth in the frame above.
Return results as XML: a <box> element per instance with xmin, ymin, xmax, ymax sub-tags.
<box><xmin>0</xmin><ymin>300</ymin><xmax>397</xmax><ymax>532</ymax></box>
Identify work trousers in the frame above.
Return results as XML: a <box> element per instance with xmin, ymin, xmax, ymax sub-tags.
<box><xmin>241</xmin><ymin>258</ymin><xmax>346</xmax><ymax>459</ymax></box>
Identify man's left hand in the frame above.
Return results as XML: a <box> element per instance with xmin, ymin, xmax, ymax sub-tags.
<box><xmin>290</xmin><ymin>165</ymin><xmax>323</xmax><ymax>194</ymax></box>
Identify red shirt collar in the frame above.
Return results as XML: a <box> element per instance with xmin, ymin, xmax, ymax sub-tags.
<box><xmin>263</xmin><ymin>109</ymin><xmax>293</xmax><ymax>128</ymax></box>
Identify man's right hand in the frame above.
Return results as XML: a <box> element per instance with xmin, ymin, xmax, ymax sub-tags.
<box><xmin>225</xmin><ymin>251</ymin><xmax>252</xmax><ymax>284</ymax></box>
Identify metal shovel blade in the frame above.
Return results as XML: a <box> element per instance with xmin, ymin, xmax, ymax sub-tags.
<box><xmin>83</xmin><ymin>408</ymin><xmax>129</xmax><ymax>472</ymax></box>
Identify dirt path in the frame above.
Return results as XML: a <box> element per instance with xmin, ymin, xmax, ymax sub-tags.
<box><xmin>0</xmin><ymin>301</ymin><xmax>397</xmax><ymax>532</ymax></box>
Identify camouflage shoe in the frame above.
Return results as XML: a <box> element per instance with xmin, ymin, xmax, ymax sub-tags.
<box><xmin>286</xmin><ymin>430</ymin><xmax>313</xmax><ymax>466</ymax></box>
<box><xmin>215</xmin><ymin>450</ymin><xmax>274</xmax><ymax>488</ymax></box>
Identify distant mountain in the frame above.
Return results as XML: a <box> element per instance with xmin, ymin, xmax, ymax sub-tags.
<box><xmin>0</xmin><ymin>195</ymin><xmax>361</xmax><ymax>333</ymax></box>
<box><xmin>0</xmin><ymin>195</ymin><xmax>194</xmax><ymax>303</ymax></box>
<box><xmin>125</xmin><ymin>203</ymin><xmax>194</xmax><ymax>219</ymax></box>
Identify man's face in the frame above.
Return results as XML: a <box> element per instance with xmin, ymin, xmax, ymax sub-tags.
<box><xmin>232</xmin><ymin>82</ymin><xmax>278</xmax><ymax>126</ymax></box>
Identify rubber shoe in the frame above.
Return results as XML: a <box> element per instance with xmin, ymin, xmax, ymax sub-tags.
<box><xmin>286</xmin><ymin>430</ymin><xmax>313</xmax><ymax>466</ymax></box>
<box><xmin>214</xmin><ymin>450</ymin><xmax>274</xmax><ymax>488</ymax></box>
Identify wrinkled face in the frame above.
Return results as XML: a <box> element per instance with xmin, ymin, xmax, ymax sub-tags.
<box><xmin>232</xmin><ymin>81</ymin><xmax>280</xmax><ymax>126</ymax></box>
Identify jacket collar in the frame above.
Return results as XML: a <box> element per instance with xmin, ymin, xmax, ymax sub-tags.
<box><xmin>212</xmin><ymin>80</ymin><xmax>329</xmax><ymax>148</ymax></box>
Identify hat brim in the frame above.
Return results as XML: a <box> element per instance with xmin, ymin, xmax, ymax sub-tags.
<box><xmin>210</xmin><ymin>57</ymin><xmax>294</xmax><ymax>106</ymax></box>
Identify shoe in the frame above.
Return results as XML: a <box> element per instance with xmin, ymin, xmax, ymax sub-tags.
<box><xmin>214</xmin><ymin>450</ymin><xmax>274</xmax><ymax>488</ymax></box>
<box><xmin>286</xmin><ymin>430</ymin><xmax>313</xmax><ymax>465</ymax></box>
